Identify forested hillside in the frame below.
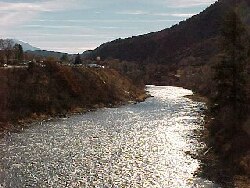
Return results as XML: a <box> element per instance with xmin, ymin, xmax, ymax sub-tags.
<box><xmin>88</xmin><ymin>0</ymin><xmax>249</xmax><ymax>65</ymax></box>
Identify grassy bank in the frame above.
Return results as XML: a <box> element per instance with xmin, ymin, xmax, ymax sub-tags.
<box><xmin>0</xmin><ymin>62</ymin><xmax>147</xmax><ymax>132</ymax></box>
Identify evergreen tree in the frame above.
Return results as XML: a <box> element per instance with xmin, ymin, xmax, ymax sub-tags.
<box><xmin>14</xmin><ymin>44</ymin><xmax>24</xmax><ymax>62</ymax></box>
<box><xmin>74</xmin><ymin>53</ymin><xmax>82</xmax><ymax>64</ymax></box>
<box><xmin>213</xmin><ymin>10</ymin><xmax>248</xmax><ymax>128</ymax></box>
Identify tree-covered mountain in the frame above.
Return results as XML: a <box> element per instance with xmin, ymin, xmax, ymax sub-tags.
<box><xmin>26</xmin><ymin>50</ymin><xmax>70</xmax><ymax>59</ymax></box>
<box><xmin>88</xmin><ymin>0</ymin><xmax>249</xmax><ymax>64</ymax></box>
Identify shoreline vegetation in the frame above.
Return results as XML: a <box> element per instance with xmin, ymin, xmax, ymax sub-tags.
<box><xmin>186</xmin><ymin>93</ymin><xmax>236</xmax><ymax>187</ymax></box>
<box><xmin>187</xmin><ymin>93</ymin><xmax>250</xmax><ymax>187</ymax></box>
<box><xmin>0</xmin><ymin>61</ymin><xmax>148</xmax><ymax>134</ymax></box>
<box><xmin>0</xmin><ymin>60</ymin><xmax>248</xmax><ymax>187</ymax></box>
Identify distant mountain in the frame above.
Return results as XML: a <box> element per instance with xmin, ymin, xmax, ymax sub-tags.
<box><xmin>87</xmin><ymin>0</ymin><xmax>249</xmax><ymax>64</ymax></box>
<box><xmin>10</xmin><ymin>39</ymin><xmax>74</xmax><ymax>59</ymax></box>
<box><xmin>11</xmin><ymin>39</ymin><xmax>40</xmax><ymax>52</ymax></box>
<box><xmin>26</xmin><ymin>50</ymin><xmax>68</xmax><ymax>59</ymax></box>
<box><xmin>8</xmin><ymin>39</ymin><xmax>74</xmax><ymax>59</ymax></box>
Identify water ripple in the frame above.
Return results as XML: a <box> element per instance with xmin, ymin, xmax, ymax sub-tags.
<box><xmin>0</xmin><ymin>86</ymin><xmax>219</xmax><ymax>187</ymax></box>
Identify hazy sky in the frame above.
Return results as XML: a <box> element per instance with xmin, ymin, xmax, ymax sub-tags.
<box><xmin>0</xmin><ymin>0</ymin><xmax>216</xmax><ymax>54</ymax></box>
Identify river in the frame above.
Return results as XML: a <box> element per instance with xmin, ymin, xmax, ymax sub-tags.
<box><xmin>0</xmin><ymin>86</ymin><xmax>220</xmax><ymax>187</ymax></box>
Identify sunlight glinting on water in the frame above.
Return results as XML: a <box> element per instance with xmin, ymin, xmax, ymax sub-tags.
<box><xmin>0</xmin><ymin>86</ymin><xmax>218</xmax><ymax>187</ymax></box>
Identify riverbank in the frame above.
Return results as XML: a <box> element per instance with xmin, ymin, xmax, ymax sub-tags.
<box><xmin>186</xmin><ymin>93</ymin><xmax>250</xmax><ymax>187</ymax></box>
<box><xmin>0</xmin><ymin>85</ymin><xmax>219</xmax><ymax>187</ymax></box>
<box><xmin>0</xmin><ymin>94</ymin><xmax>149</xmax><ymax>134</ymax></box>
<box><xmin>186</xmin><ymin>94</ymin><xmax>232</xmax><ymax>186</ymax></box>
<box><xmin>0</xmin><ymin>62</ymin><xmax>148</xmax><ymax>134</ymax></box>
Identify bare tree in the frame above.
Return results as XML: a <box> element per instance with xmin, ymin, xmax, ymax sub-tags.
<box><xmin>0</xmin><ymin>39</ymin><xmax>14</xmax><ymax>63</ymax></box>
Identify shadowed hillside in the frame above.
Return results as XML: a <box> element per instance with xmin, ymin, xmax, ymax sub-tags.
<box><xmin>88</xmin><ymin>0</ymin><xmax>249</xmax><ymax>65</ymax></box>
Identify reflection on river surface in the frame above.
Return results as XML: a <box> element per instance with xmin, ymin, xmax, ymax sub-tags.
<box><xmin>0</xmin><ymin>86</ymin><xmax>219</xmax><ymax>187</ymax></box>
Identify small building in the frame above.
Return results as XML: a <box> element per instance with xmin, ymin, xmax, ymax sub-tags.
<box><xmin>96</xmin><ymin>56</ymin><xmax>101</xmax><ymax>61</ymax></box>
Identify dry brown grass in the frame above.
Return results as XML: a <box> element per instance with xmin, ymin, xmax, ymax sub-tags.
<box><xmin>0</xmin><ymin>62</ymin><xmax>145</xmax><ymax>124</ymax></box>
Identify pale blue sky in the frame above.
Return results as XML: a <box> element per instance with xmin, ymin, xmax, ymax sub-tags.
<box><xmin>0</xmin><ymin>0</ymin><xmax>216</xmax><ymax>53</ymax></box>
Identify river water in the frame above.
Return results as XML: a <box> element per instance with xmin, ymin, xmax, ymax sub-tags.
<box><xmin>0</xmin><ymin>86</ymin><xmax>220</xmax><ymax>187</ymax></box>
